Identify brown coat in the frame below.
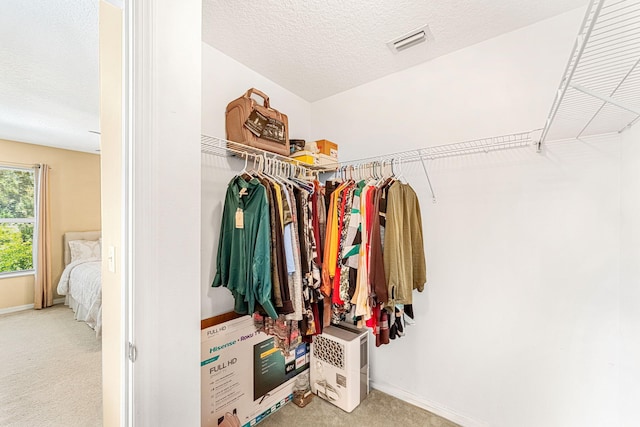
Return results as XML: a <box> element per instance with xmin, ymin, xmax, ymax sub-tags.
<box><xmin>368</xmin><ymin>188</ymin><xmax>388</xmax><ymax>305</ymax></box>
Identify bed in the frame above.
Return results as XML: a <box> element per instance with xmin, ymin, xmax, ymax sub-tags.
<box><xmin>56</xmin><ymin>231</ymin><xmax>102</xmax><ymax>337</ymax></box>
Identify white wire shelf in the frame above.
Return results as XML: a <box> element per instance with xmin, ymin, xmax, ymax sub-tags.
<box><xmin>202</xmin><ymin>131</ymin><xmax>537</xmax><ymax>204</ymax></box>
<box><xmin>540</xmin><ymin>0</ymin><xmax>640</xmax><ymax>145</ymax></box>
<box><xmin>203</xmin><ymin>131</ymin><xmax>537</xmax><ymax>170</ymax></box>
<box><xmin>333</xmin><ymin>130</ymin><xmax>537</xmax><ymax>203</ymax></box>
<box><xmin>336</xmin><ymin>130</ymin><xmax>537</xmax><ymax>165</ymax></box>
<box><xmin>201</xmin><ymin>135</ymin><xmax>339</xmax><ymax>172</ymax></box>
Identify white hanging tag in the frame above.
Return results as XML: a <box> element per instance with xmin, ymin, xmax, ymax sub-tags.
<box><xmin>235</xmin><ymin>208</ymin><xmax>244</xmax><ymax>229</ymax></box>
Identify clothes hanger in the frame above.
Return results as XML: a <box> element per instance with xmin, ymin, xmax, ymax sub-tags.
<box><xmin>375</xmin><ymin>160</ymin><xmax>387</xmax><ymax>186</ymax></box>
<box><xmin>366</xmin><ymin>161</ymin><xmax>377</xmax><ymax>186</ymax></box>
<box><xmin>284</xmin><ymin>163</ymin><xmax>303</xmax><ymax>190</ymax></box>
<box><xmin>373</xmin><ymin>161</ymin><xmax>382</xmax><ymax>181</ymax></box>
<box><xmin>269</xmin><ymin>159</ymin><xmax>290</xmax><ymax>188</ymax></box>
<box><xmin>239</xmin><ymin>152</ymin><xmax>253</xmax><ymax>181</ymax></box>
<box><xmin>263</xmin><ymin>156</ymin><xmax>278</xmax><ymax>183</ymax></box>
<box><xmin>252</xmin><ymin>154</ymin><xmax>267</xmax><ymax>179</ymax></box>
<box><xmin>291</xmin><ymin>166</ymin><xmax>314</xmax><ymax>191</ymax></box>
<box><xmin>395</xmin><ymin>158</ymin><xmax>407</xmax><ymax>183</ymax></box>
<box><xmin>380</xmin><ymin>158</ymin><xmax>396</xmax><ymax>187</ymax></box>
<box><xmin>241</xmin><ymin>152</ymin><xmax>249</xmax><ymax>172</ymax></box>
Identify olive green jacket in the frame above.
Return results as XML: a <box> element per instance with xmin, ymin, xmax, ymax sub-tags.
<box><xmin>383</xmin><ymin>181</ymin><xmax>427</xmax><ymax>308</ymax></box>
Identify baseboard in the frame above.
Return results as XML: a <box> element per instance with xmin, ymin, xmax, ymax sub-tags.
<box><xmin>0</xmin><ymin>298</ymin><xmax>67</xmax><ymax>315</ymax></box>
<box><xmin>370</xmin><ymin>379</ymin><xmax>489</xmax><ymax>427</ymax></box>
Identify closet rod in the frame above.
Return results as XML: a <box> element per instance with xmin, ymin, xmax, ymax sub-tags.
<box><xmin>202</xmin><ymin>130</ymin><xmax>537</xmax><ymax>203</ymax></box>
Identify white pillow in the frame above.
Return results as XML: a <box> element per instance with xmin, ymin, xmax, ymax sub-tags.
<box><xmin>69</xmin><ymin>239</ymin><xmax>101</xmax><ymax>262</ymax></box>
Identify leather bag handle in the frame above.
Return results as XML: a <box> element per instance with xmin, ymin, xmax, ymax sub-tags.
<box><xmin>245</xmin><ymin>88</ymin><xmax>270</xmax><ymax>108</ymax></box>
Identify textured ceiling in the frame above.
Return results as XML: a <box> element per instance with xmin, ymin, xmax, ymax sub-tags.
<box><xmin>0</xmin><ymin>1</ymin><xmax>589</xmax><ymax>153</ymax></box>
<box><xmin>203</xmin><ymin>0</ymin><xmax>587</xmax><ymax>102</ymax></box>
<box><xmin>0</xmin><ymin>0</ymin><xmax>99</xmax><ymax>153</ymax></box>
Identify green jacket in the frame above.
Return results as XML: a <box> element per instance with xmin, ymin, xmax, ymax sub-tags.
<box><xmin>213</xmin><ymin>176</ymin><xmax>278</xmax><ymax>319</ymax></box>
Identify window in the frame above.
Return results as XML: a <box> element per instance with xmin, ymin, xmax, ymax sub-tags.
<box><xmin>0</xmin><ymin>167</ymin><xmax>36</xmax><ymax>275</ymax></box>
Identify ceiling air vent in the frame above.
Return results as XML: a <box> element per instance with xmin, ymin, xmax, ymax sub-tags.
<box><xmin>387</xmin><ymin>25</ymin><xmax>433</xmax><ymax>53</ymax></box>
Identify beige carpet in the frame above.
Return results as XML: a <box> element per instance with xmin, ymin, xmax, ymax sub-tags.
<box><xmin>259</xmin><ymin>389</ymin><xmax>460</xmax><ymax>427</ymax></box>
<box><xmin>0</xmin><ymin>304</ymin><xmax>102</xmax><ymax>427</ymax></box>
<box><xmin>0</xmin><ymin>306</ymin><xmax>456</xmax><ymax>427</ymax></box>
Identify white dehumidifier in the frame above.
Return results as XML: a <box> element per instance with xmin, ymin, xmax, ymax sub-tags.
<box><xmin>310</xmin><ymin>323</ymin><xmax>369</xmax><ymax>412</ymax></box>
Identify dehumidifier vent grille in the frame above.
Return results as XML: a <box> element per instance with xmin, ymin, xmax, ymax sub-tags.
<box><xmin>313</xmin><ymin>335</ymin><xmax>345</xmax><ymax>369</ymax></box>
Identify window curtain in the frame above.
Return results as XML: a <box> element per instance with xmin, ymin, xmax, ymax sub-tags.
<box><xmin>34</xmin><ymin>164</ymin><xmax>52</xmax><ymax>309</ymax></box>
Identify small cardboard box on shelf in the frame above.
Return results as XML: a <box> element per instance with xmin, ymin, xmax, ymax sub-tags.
<box><xmin>315</xmin><ymin>140</ymin><xmax>338</xmax><ymax>159</ymax></box>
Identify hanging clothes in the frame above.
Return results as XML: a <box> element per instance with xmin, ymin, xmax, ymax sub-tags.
<box><xmin>212</xmin><ymin>175</ymin><xmax>278</xmax><ymax>319</ymax></box>
<box><xmin>283</xmin><ymin>184</ymin><xmax>304</xmax><ymax>321</ymax></box>
<box><xmin>317</xmin><ymin>166</ymin><xmax>427</xmax><ymax>347</ymax></box>
<box><xmin>211</xmin><ymin>157</ymin><xmax>427</xmax><ymax>352</ymax></box>
<box><xmin>331</xmin><ymin>181</ymin><xmax>356</xmax><ymax>324</ymax></box>
<box><xmin>257</xmin><ymin>175</ymin><xmax>283</xmax><ymax>310</ymax></box>
<box><xmin>213</xmin><ymin>162</ymin><xmax>330</xmax><ymax>349</ymax></box>
<box><xmin>384</xmin><ymin>181</ymin><xmax>426</xmax><ymax>309</ymax></box>
<box><xmin>308</xmin><ymin>180</ymin><xmax>327</xmax><ymax>336</ymax></box>
<box><xmin>368</xmin><ymin>186</ymin><xmax>388</xmax><ymax>304</ymax></box>
<box><xmin>258</xmin><ymin>176</ymin><xmax>294</xmax><ymax>315</ymax></box>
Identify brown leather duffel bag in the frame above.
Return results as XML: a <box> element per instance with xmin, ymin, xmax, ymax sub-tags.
<box><xmin>225</xmin><ymin>88</ymin><xmax>290</xmax><ymax>156</ymax></box>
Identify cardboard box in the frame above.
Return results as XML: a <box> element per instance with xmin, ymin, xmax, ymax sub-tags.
<box><xmin>315</xmin><ymin>140</ymin><xmax>338</xmax><ymax>159</ymax></box>
<box><xmin>317</xmin><ymin>153</ymin><xmax>339</xmax><ymax>167</ymax></box>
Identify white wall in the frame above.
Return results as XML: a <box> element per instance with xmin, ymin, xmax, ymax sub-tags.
<box><xmin>199</xmin><ymin>7</ymin><xmax>635</xmax><ymax>426</ymax></box>
<box><xmin>201</xmin><ymin>43</ymin><xmax>311</xmax><ymax>140</ymax></box>
<box><xmin>311</xmin><ymin>9</ymin><xmax>622</xmax><ymax>427</ymax></box>
<box><xmin>620</xmin><ymin>124</ymin><xmax>640</xmax><ymax>427</ymax></box>
<box><xmin>368</xmin><ymin>136</ymin><xmax>620</xmax><ymax>427</ymax></box>
<box><xmin>129</xmin><ymin>1</ymin><xmax>201</xmax><ymax>425</ymax></box>
<box><xmin>310</xmin><ymin>9</ymin><xmax>584</xmax><ymax>159</ymax></box>
<box><xmin>98</xmin><ymin>3</ymin><xmax>123</xmax><ymax>425</ymax></box>
<box><xmin>201</xmin><ymin>43</ymin><xmax>312</xmax><ymax>319</ymax></box>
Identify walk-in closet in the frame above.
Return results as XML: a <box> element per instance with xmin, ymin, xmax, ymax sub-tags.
<box><xmin>96</xmin><ymin>0</ymin><xmax>640</xmax><ymax>426</ymax></box>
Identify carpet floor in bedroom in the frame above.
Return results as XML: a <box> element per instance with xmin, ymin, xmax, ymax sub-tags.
<box><xmin>0</xmin><ymin>304</ymin><xmax>102</xmax><ymax>427</ymax></box>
